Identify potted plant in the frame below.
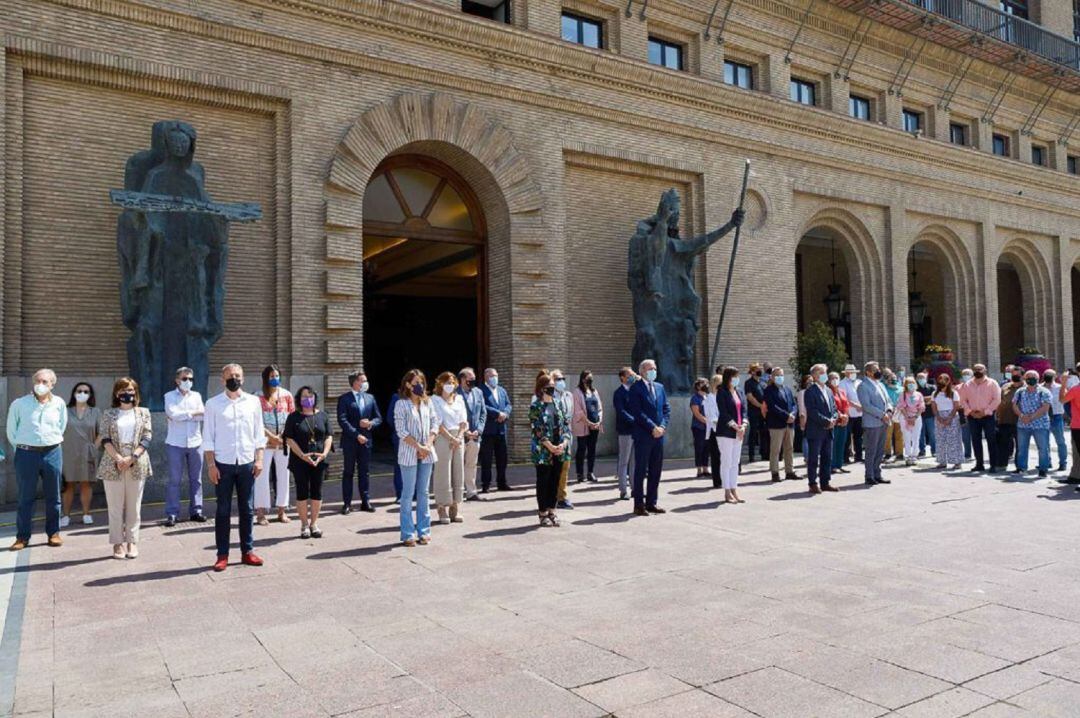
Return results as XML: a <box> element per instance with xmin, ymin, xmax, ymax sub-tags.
<box><xmin>1015</xmin><ymin>347</ymin><xmax>1051</xmax><ymax>376</ymax></box>
<box><xmin>791</xmin><ymin>321</ymin><xmax>849</xmax><ymax>379</ymax></box>
<box><xmin>924</xmin><ymin>344</ymin><xmax>954</xmax><ymax>362</ymax></box>
<box><xmin>920</xmin><ymin>344</ymin><xmax>960</xmax><ymax>382</ymax></box>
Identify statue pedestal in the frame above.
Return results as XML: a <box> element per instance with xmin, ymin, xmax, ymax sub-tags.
<box><xmin>593</xmin><ymin>375</ymin><xmax>695</xmax><ymax>460</ymax></box>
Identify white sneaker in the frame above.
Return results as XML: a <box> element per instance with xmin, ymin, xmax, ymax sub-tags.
<box><xmin>82</xmin><ymin>514</ymin><xmax>93</xmax><ymax>525</ymax></box>
<box><xmin>59</xmin><ymin>515</ymin><xmax>70</xmax><ymax>528</ymax></box>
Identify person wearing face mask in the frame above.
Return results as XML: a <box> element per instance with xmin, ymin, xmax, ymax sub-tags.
<box><xmin>1058</xmin><ymin>366</ymin><xmax>1080</xmax><ymax>487</ymax></box>
<box><xmin>915</xmin><ymin>372</ymin><xmax>935</xmax><ymax>459</ymax></box>
<box><xmin>1043</xmin><ymin>370</ymin><xmax>1067</xmax><ymax>473</ymax></box>
<box><xmin>995</xmin><ymin>369</ymin><xmax>1023</xmax><ymax>473</ymax></box>
<box><xmin>882</xmin><ymin>369</ymin><xmax>903</xmax><ymax>463</ymax></box>
<box><xmin>163</xmin><ymin>367</ymin><xmax>206</xmax><ymax>527</ymax></box>
<box><xmin>802</xmin><ymin>364</ymin><xmax>839</xmax><ymax>494</ymax></box>
<box><xmin>256</xmin><ymin>365</ymin><xmax>293</xmax><ymax>525</ymax></box>
<box><xmin>612</xmin><ymin>367</ymin><xmax>637</xmax><ymax>500</ymax></box>
<box><xmin>394</xmin><ymin>369</ymin><xmax>438</xmax><ymax>546</ymax></box>
<box><xmin>572</xmin><ymin>370</ymin><xmax>604</xmax><ymax>483</ymax></box>
<box><xmin>549</xmin><ymin>369</ymin><xmax>575</xmax><ymax>508</ymax></box>
<box><xmin>1012</xmin><ymin>370</ymin><xmax>1052</xmax><ymax>478</ymax></box>
<box><xmin>7</xmin><ymin>368</ymin><xmax>68</xmax><ymax>551</ymax></box>
<box><xmin>931</xmin><ymin>373</ymin><xmax>965</xmax><ymax>470</ymax></box>
<box><xmin>480</xmin><ymin>368</ymin><xmax>513</xmax><ymax>492</ymax></box>
<box><xmin>61</xmin><ymin>382</ymin><xmax>101</xmax><ymax>528</ymax></box>
<box><xmin>714</xmin><ymin>367</ymin><xmax>748</xmax><ymax>503</ymax></box>
<box><xmin>856</xmin><ymin>361</ymin><xmax>893</xmax><ymax>487</ymax></box>
<box><xmin>702</xmin><ymin>374</ymin><xmax>724</xmax><ymax>487</ymax></box>
<box><xmin>839</xmin><ymin>365</ymin><xmax>863</xmax><ymax>464</ymax></box>
<box><xmin>828</xmin><ymin>372</ymin><xmax>851</xmax><ymax>473</ymax></box>
<box><xmin>530</xmin><ymin>371</ymin><xmax>571</xmax><ymax>526</ymax></box>
<box><xmin>204</xmin><ymin>363</ymin><xmax>267</xmax><ymax>572</ymax></box>
<box><xmin>763</xmin><ymin>368</ymin><xmax>798</xmax><ymax>482</ymax></box>
<box><xmin>282</xmin><ymin>386</ymin><xmax>332</xmax><ymax>539</ymax></box>
<box><xmin>457</xmin><ymin>368</ymin><xmax>488</xmax><ymax>502</ymax></box>
<box><xmin>432</xmin><ymin>372</ymin><xmax>468</xmax><ymax>524</ymax></box>
<box><xmin>628</xmin><ymin>359</ymin><xmax>671</xmax><ymax>515</ymax></box>
<box><xmin>959</xmin><ymin>363</ymin><xmax>1001</xmax><ymax>473</ymax></box>
<box><xmin>97</xmin><ymin>378</ymin><xmax>153</xmax><ymax>560</ymax></box>
<box><xmin>690</xmin><ymin>378</ymin><xmax>711</xmax><ymax>478</ymax></box>
<box><xmin>743</xmin><ymin>363</ymin><xmax>768</xmax><ymax>463</ymax></box>
<box><xmin>336</xmin><ymin>370</ymin><xmax>383</xmax><ymax>514</ymax></box>
<box><xmin>958</xmin><ymin>367</ymin><xmax>974</xmax><ymax>460</ymax></box>
<box><xmin>897</xmin><ymin>376</ymin><xmax>926</xmax><ymax>466</ymax></box>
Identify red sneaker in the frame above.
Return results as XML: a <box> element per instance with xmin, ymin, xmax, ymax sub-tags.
<box><xmin>241</xmin><ymin>552</ymin><xmax>264</xmax><ymax>567</ymax></box>
<box><xmin>212</xmin><ymin>556</ymin><xmax>228</xmax><ymax>572</ymax></box>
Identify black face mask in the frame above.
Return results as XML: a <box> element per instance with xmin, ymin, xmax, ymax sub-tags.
<box><xmin>225</xmin><ymin>378</ymin><xmax>242</xmax><ymax>392</ymax></box>
<box><xmin>542</xmin><ymin>386</ymin><xmax>555</xmax><ymax>396</ymax></box>
<box><xmin>755</xmin><ymin>371</ymin><xmax>763</xmax><ymax>378</ymax></box>
<box><xmin>872</xmin><ymin>371</ymin><xmax>883</xmax><ymax>380</ymax></box>
<box><xmin>585</xmin><ymin>378</ymin><xmax>593</xmax><ymax>387</ymax></box>
<box><xmin>1026</xmin><ymin>377</ymin><xmax>1039</xmax><ymax>386</ymax></box>
<box><xmin>461</xmin><ymin>379</ymin><xmax>471</xmax><ymax>389</ymax></box>
<box><xmin>1011</xmin><ymin>375</ymin><xmax>1022</xmax><ymax>383</ymax></box>
<box><xmin>118</xmin><ymin>393</ymin><xmax>135</xmax><ymax>405</ymax></box>
<box><xmin>973</xmin><ymin>371</ymin><xmax>985</xmax><ymax>379</ymax></box>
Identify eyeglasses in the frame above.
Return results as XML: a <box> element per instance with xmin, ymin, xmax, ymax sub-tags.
<box><xmin>180</xmin><ymin>377</ymin><xmax>193</xmax><ymax>382</ymax></box>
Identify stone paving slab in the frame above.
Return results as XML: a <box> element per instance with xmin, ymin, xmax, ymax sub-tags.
<box><xmin>3</xmin><ymin>455</ymin><xmax>1080</xmax><ymax>716</ymax></box>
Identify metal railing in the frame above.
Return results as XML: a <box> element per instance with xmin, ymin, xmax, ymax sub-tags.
<box><xmin>906</xmin><ymin>0</ymin><xmax>1080</xmax><ymax>69</ymax></box>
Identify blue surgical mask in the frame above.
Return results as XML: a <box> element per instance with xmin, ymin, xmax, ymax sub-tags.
<box><xmin>731</xmin><ymin>377</ymin><xmax>740</xmax><ymax>388</ymax></box>
<box><xmin>555</xmin><ymin>380</ymin><xmax>567</xmax><ymax>392</ymax></box>
<box><xmin>268</xmin><ymin>377</ymin><xmax>280</xmax><ymax>388</ymax></box>
<box><xmin>917</xmin><ymin>378</ymin><xmax>927</xmax><ymax>388</ymax></box>
<box><xmin>359</xmin><ymin>381</ymin><xmax>369</xmax><ymax>393</ymax></box>
<box><xmin>487</xmin><ymin>376</ymin><xmax>498</xmax><ymax>388</ymax></box>
<box><xmin>645</xmin><ymin>369</ymin><xmax>657</xmax><ymax>382</ymax></box>
<box><xmin>816</xmin><ymin>374</ymin><xmax>828</xmax><ymax>384</ymax></box>
<box><xmin>774</xmin><ymin>376</ymin><xmax>785</xmax><ymax>386</ymax></box>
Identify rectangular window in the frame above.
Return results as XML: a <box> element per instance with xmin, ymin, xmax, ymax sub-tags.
<box><xmin>462</xmin><ymin>0</ymin><xmax>511</xmax><ymax>23</ymax></box>
<box><xmin>903</xmin><ymin>109</ymin><xmax>923</xmax><ymax>134</ymax></box>
<box><xmin>993</xmin><ymin>133</ymin><xmax>1010</xmax><ymax>157</ymax></box>
<box><xmin>790</xmin><ymin>78</ymin><xmax>816</xmax><ymax>106</ymax></box>
<box><xmin>1069</xmin><ymin>155</ymin><xmax>1078</xmax><ymax>175</ymax></box>
<box><xmin>1031</xmin><ymin>145</ymin><xmax>1046</xmax><ymax>166</ymax></box>
<box><xmin>999</xmin><ymin>0</ymin><xmax>1028</xmax><ymax>19</ymax></box>
<box><xmin>561</xmin><ymin>12</ymin><xmax>603</xmax><ymax>48</ymax></box>
<box><xmin>723</xmin><ymin>60</ymin><xmax>753</xmax><ymax>89</ymax></box>
<box><xmin>648</xmin><ymin>37</ymin><xmax>684</xmax><ymax>70</ymax></box>
<box><xmin>949</xmin><ymin>122</ymin><xmax>968</xmax><ymax>146</ymax></box>
<box><xmin>849</xmin><ymin>95</ymin><xmax>870</xmax><ymax>121</ymax></box>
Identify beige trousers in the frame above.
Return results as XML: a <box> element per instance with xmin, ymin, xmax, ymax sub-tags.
<box><xmin>769</xmin><ymin>427</ymin><xmax>794</xmax><ymax>475</ymax></box>
<box><xmin>103</xmin><ymin>478</ymin><xmax>146</xmax><ymax>545</ymax></box>
<box><xmin>433</xmin><ymin>432</ymin><xmax>465</xmax><ymax>506</ymax></box>
<box><xmin>463</xmin><ymin>439</ymin><xmax>480</xmax><ymax>497</ymax></box>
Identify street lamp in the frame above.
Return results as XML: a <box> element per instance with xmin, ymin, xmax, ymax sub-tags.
<box><xmin>823</xmin><ymin>237</ymin><xmax>846</xmax><ymax>336</ymax></box>
<box><xmin>909</xmin><ymin>253</ymin><xmax>928</xmax><ymax>355</ymax></box>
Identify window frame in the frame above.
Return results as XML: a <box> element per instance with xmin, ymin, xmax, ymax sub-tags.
<box><xmin>723</xmin><ymin>59</ymin><xmax>754</xmax><ymax>90</ymax></box>
<box><xmin>848</xmin><ymin>94</ymin><xmax>871</xmax><ymax>121</ymax></box>
<box><xmin>1031</xmin><ymin>144</ymin><xmax>1047</xmax><ymax>167</ymax></box>
<box><xmin>560</xmin><ymin>10</ymin><xmax>604</xmax><ymax>49</ymax></box>
<box><xmin>902</xmin><ymin>108</ymin><xmax>924</xmax><ymax>134</ymax></box>
<box><xmin>992</xmin><ymin>133</ymin><xmax>1011</xmax><ymax>157</ymax></box>
<box><xmin>1068</xmin><ymin>155</ymin><xmax>1078</xmax><ymax>175</ymax></box>
<box><xmin>647</xmin><ymin>36</ymin><xmax>684</xmax><ymax>71</ymax></box>
<box><xmin>949</xmin><ymin>121</ymin><xmax>969</xmax><ymax>146</ymax></box>
<box><xmin>789</xmin><ymin>77</ymin><xmax>817</xmax><ymax>106</ymax></box>
<box><xmin>461</xmin><ymin>0</ymin><xmax>512</xmax><ymax>23</ymax></box>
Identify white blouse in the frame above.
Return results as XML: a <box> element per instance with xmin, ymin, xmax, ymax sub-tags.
<box><xmin>116</xmin><ymin>409</ymin><xmax>137</xmax><ymax>444</ymax></box>
<box><xmin>933</xmin><ymin>391</ymin><xmax>959</xmax><ymax>414</ymax></box>
<box><xmin>432</xmin><ymin>395</ymin><xmax>468</xmax><ymax>431</ymax></box>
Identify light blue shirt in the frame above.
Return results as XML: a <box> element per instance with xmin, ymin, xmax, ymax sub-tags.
<box><xmin>6</xmin><ymin>394</ymin><xmax>68</xmax><ymax>448</ymax></box>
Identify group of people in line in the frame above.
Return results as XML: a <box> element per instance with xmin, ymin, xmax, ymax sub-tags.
<box><xmin>6</xmin><ymin>355</ymin><xmax>1079</xmax><ymax>565</ymax></box>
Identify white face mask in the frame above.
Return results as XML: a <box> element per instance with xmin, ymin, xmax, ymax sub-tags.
<box><xmin>74</xmin><ymin>392</ymin><xmax>90</xmax><ymax>404</ymax></box>
<box><xmin>829</xmin><ymin>379</ymin><xmax>839</xmax><ymax>387</ymax></box>
<box><xmin>179</xmin><ymin>380</ymin><xmax>193</xmax><ymax>392</ymax></box>
<box><xmin>359</xmin><ymin>382</ymin><xmax>369</xmax><ymax>393</ymax></box>
<box><xmin>33</xmin><ymin>383</ymin><xmax>50</xmax><ymax>397</ymax></box>
<box><xmin>443</xmin><ymin>384</ymin><xmax>456</xmax><ymax>396</ymax></box>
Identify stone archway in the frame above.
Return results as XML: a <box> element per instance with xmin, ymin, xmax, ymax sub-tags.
<box><xmin>322</xmin><ymin>92</ymin><xmax>544</xmax><ymax>389</ymax></box>
<box><xmin>997</xmin><ymin>237</ymin><xmax>1057</xmax><ymax>364</ymax></box>
<box><xmin>908</xmin><ymin>224</ymin><xmax>981</xmax><ymax>364</ymax></box>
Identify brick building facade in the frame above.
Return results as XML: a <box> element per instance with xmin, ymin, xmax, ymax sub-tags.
<box><xmin>1</xmin><ymin>0</ymin><xmax>1079</xmax><ymax>493</ymax></box>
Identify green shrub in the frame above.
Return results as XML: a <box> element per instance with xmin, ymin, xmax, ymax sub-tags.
<box><xmin>790</xmin><ymin>321</ymin><xmax>850</xmax><ymax>379</ymax></box>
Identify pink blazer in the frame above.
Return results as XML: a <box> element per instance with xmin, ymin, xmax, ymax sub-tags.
<box><xmin>571</xmin><ymin>388</ymin><xmax>604</xmax><ymax>437</ymax></box>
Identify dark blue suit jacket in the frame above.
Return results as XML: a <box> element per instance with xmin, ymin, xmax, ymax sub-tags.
<box><xmin>628</xmin><ymin>380</ymin><xmax>670</xmax><ymax>442</ymax></box>
<box><xmin>803</xmin><ymin>383</ymin><xmax>837</xmax><ymax>440</ymax></box>
<box><xmin>481</xmin><ymin>384</ymin><xmax>512</xmax><ymax>437</ymax></box>
<box><xmin>613</xmin><ymin>384</ymin><xmax>634</xmax><ymax>435</ymax></box>
<box><xmin>337</xmin><ymin>391</ymin><xmax>383</xmax><ymax>448</ymax></box>
<box><xmin>715</xmin><ymin>389</ymin><xmax>744</xmax><ymax>439</ymax></box>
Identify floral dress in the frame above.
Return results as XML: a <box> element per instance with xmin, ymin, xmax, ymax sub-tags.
<box><xmin>933</xmin><ymin>390</ymin><xmax>964</xmax><ymax>465</ymax></box>
<box><xmin>529</xmin><ymin>398</ymin><xmax>571</xmax><ymax>465</ymax></box>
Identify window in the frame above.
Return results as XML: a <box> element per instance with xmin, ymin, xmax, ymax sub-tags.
<box><xmin>723</xmin><ymin>60</ymin><xmax>753</xmax><ymax>89</ymax></box>
<box><xmin>949</xmin><ymin>122</ymin><xmax>968</xmax><ymax>146</ymax></box>
<box><xmin>1069</xmin><ymin>155</ymin><xmax>1078</xmax><ymax>175</ymax></box>
<box><xmin>849</xmin><ymin>95</ymin><xmax>871</xmax><ymax>121</ymax></box>
<box><xmin>1075</xmin><ymin>0</ymin><xmax>1080</xmax><ymax>43</ymax></box>
<box><xmin>993</xmin><ymin>133</ymin><xmax>1011</xmax><ymax>157</ymax></box>
<box><xmin>462</xmin><ymin>0</ymin><xmax>511</xmax><ymax>23</ymax></box>
<box><xmin>790</xmin><ymin>78</ymin><xmax>816</xmax><ymax>106</ymax></box>
<box><xmin>999</xmin><ymin>0</ymin><xmax>1028</xmax><ymax>19</ymax></box>
<box><xmin>1031</xmin><ymin>145</ymin><xmax>1046</xmax><ymax>166</ymax></box>
<box><xmin>561</xmin><ymin>12</ymin><xmax>603</xmax><ymax>48</ymax></box>
<box><xmin>648</xmin><ymin>37</ymin><xmax>683</xmax><ymax>70</ymax></box>
<box><xmin>902</xmin><ymin>109</ymin><xmax>923</xmax><ymax>134</ymax></box>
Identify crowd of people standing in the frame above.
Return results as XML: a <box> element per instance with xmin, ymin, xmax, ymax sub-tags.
<box><xmin>5</xmin><ymin>354</ymin><xmax>1078</xmax><ymax>568</ymax></box>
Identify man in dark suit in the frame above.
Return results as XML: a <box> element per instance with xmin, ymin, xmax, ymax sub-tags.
<box><xmin>337</xmin><ymin>370</ymin><xmax>383</xmax><ymax>513</ymax></box>
<box><xmin>803</xmin><ymin>363</ymin><xmax>839</xmax><ymax>494</ymax></box>
<box><xmin>480</xmin><ymin>367</ymin><xmax>513</xmax><ymax>491</ymax></box>
<box><xmin>628</xmin><ymin>359</ymin><xmax>671</xmax><ymax>515</ymax></box>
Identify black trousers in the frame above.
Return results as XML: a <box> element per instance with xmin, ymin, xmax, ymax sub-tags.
<box><xmin>535</xmin><ymin>463</ymin><xmax>559</xmax><ymax>512</ymax></box>
<box><xmin>969</xmin><ymin>415</ymin><xmax>998</xmax><ymax>469</ymax></box>
<box><xmin>847</xmin><ymin>416</ymin><xmax>863</xmax><ymax>462</ymax></box>
<box><xmin>707</xmin><ymin>429</ymin><xmax>721</xmax><ymax>486</ymax></box>
<box><xmin>480</xmin><ymin>434</ymin><xmax>509</xmax><ymax>489</ymax></box>
<box><xmin>996</xmin><ymin>424</ymin><xmax>1017</xmax><ymax>470</ymax></box>
<box><xmin>747</xmin><ymin>415</ymin><xmax>768</xmax><ymax>461</ymax></box>
<box><xmin>575</xmin><ymin>430</ymin><xmax>599</xmax><ymax>476</ymax></box>
<box><xmin>692</xmin><ymin>427</ymin><xmax>709</xmax><ymax>467</ymax></box>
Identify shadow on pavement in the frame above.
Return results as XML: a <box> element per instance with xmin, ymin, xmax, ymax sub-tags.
<box><xmin>84</xmin><ymin>565</ymin><xmax>209</xmax><ymax>586</ymax></box>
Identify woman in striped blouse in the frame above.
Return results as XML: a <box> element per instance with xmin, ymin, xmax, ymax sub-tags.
<box><xmin>394</xmin><ymin>369</ymin><xmax>438</xmax><ymax>547</ymax></box>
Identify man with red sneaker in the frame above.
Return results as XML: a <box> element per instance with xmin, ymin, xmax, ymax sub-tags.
<box><xmin>203</xmin><ymin>363</ymin><xmax>267</xmax><ymax>571</ymax></box>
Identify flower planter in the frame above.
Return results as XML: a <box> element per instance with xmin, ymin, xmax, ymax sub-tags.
<box><xmin>1015</xmin><ymin>353</ymin><xmax>1052</xmax><ymax>376</ymax></box>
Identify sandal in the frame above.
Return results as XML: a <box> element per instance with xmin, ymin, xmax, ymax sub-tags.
<box><xmin>539</xmin><ymin>516</ymin><xmax>553</xmax><ymax>527</ymax></box>
<box><xmin>549</xmin><ymin>514</ymin><xmax>561</xmax><ymax>527</ymax></box>
<box><xmin>402</xmin><ymin>538</ymin><xmax>416</xmax><ymax>547</ymax></box>
<box><xmin>417</xmin><ymin>536</ymin><xmax>430</xmax><ymax>545</ymax></box>
<box><xmin>300</xmin><ymin>526</ymin><xmax>310</xmax><ymax>539</ymax></box>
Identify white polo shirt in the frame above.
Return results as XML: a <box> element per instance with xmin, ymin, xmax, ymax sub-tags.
<box><xmin>202</xmin><ymin>391</ymin><xmax>267</xmax><ymax>465</ymax></box>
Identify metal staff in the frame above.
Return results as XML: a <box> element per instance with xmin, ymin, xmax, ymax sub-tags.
<box><xmin>707</xmin><ymin>158</ymin><xmax>751</xmax><ymax>373</ymax></box>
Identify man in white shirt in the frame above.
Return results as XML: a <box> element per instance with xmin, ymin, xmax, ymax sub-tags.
<box><xmin>203</xmin><ymin>363</ymin><xmax>266</xmax><ymax>572</ymax></box>
<box><xmin>839</xmin><ymin>364</ymin><xmax>863</xmax><ymax>464</ymax></box>
<box><xmin>163</xmin><ymin>366</ymin><xmax>206</xmax><ymax>526</ymax></box>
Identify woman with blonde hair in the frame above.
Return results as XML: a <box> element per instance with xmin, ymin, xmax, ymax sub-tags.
<box><xmin>97</xmin><ymin>377</ymin><xmax>153</xmax><ymax>559</ymax></box>
<box><xmin>394</xmin><ymin>369</ymin><xmax>438</xmax><ymax>546</ymax></box>
<box><xmin>703</xmin><ymin>374</ymin><xmax>723</xmax><ymax>487</ymax></box>
<box><xmin>431</xmin><ymin>371</ymin><xmax>467</xmax><ymax>524</ymax></box>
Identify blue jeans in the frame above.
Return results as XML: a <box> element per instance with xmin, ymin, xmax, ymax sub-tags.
<box><xmin>392</xmin><ymin>437</ymin><xmax>404</xmax><ymax>501</ymax></box>
<box><xmin>14</xmin><ymin>446</ymin><xmax>62</xmax><ymax>541</ymax></box>
<box><xmin>166</xmin><ymin>445</ymin><xmax>203</xmax><ymax>518</ymax></box>
<box><xmin>1050</xmin><ymin>414</ymin><xmax>1068</xmax><ymax>470</ymax></box>
<box><xmin>214</xmin><ymin>462</ymin><xmax>255</xmax><ymax>557</ymax></box>
<box><xmin>399</xmin><ymin>462</ymin><xmax>432</xmax><ymax>540</ymax></box>
<box><xmin>919</xmin><ymin>415</ymin><xmax>936</xmax><ymax>454</ymax></box>
<box><xmin>831</xmin><ymin>424</ymin><xmax>849</xmax><ymax>470</ymax></box>
<box><xmin>1015</xmin><ymin>426</ymin><xmax>1050</xmax><ymax>473</ymax></box>
<box><xmin>962</xmin><ymin>420</ymin><xmax>972</xmax><ymax>459</ymax></box>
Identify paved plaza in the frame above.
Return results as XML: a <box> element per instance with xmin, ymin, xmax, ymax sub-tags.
<box><xmin>2</xmin><ymin>455</ymin><xmax>1080</xmax><ymax>717</ymax></box>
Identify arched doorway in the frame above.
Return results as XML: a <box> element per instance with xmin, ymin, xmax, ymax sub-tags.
<box><xmin>907</xmin><ymin>227</ymin><xmax>981</xmax><ymax>367</ymax></box>
<box><xmin>362</xmin><ymin>154</ymin><xmax>486</xmax><ymax>407</ymax></box>
<box><xmin>997</xmin><ymin>259</ymin><xmax>1026</xmax><ymax>364</ymax></box>
<box><xmin>795</xmin><ymin>228</ymin><xmax>854</xmax><ymax>359</ymax></box>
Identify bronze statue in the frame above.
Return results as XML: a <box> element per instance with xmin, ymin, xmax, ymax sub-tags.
<box><xmin>112</xmin><ymin>121</ymin><xmax>261</xmax><ymax>409</ymax></box>
<box><xmin>628</xmin><ymin>189</ymin><xmax>743</xmax><ymax>393</ymax></box>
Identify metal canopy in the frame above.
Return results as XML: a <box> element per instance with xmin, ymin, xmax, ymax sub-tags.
<box><xmin>826</xmin><ymin>0</ymin><xmax>1080</xmax><ymax>94</ymax></box>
